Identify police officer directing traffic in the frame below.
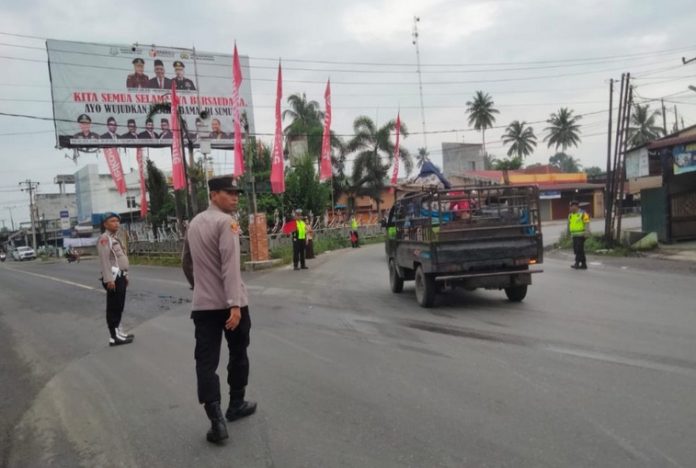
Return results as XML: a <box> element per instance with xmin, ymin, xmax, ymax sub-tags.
<box><xmin>182</xmin><ymin>176</ymin><xmax>256</xmax><ymax>444</ymax></box>
<box><xmin>568</xmin><ymin>200</ymin><xmax>590</xmax><ymax>270</ymax></box>
<box><xmin>97</xmin><ymin>212</ymin><xmax>134</xmax><ymax>346</ymax></box>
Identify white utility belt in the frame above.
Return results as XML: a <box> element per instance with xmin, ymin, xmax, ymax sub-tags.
<box><xmin>111</xmin><ymin>266</ymin><xmax>128</xmax><ymax>278</ymax></box>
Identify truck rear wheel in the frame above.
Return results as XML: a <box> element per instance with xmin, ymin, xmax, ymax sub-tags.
<box><xmin>415</xmin><ymin>265</ymin><xmax>436</xmax><ymax>308</ymax></box>
<box><xmin>389</xmin><ymin>259</ymin><xmax>404</xmax><ymax>293</ymax></box>
<box><xmin>505</xmin><ymin>285</ymin><xmax>528</xmax><ymax>302</ymax></box>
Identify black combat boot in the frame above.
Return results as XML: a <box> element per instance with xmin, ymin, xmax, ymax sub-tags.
<box><xmin>225</xmin><ymin>398</ymin><xmax>257</xmax><ymax>422</ymax></box>
<box><xmin>204</xmin><ymin>401</ymin><xmax>229</xmax><ymax>444</ymax></box>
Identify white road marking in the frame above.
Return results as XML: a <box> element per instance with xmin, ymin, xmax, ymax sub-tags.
<box><xmin>4</xmin><ymin>266</ymin><xmax>103</xmax><ymax>292</ymax></box>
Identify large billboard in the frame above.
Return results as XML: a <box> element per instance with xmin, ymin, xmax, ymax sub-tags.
<box><xmin>46</xmin><ymin>39</ymin><xmax>255</xmax><ymax>150</ymax></box>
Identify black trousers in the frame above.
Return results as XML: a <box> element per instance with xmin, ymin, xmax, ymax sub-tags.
<box><xmin>192</xmin><ymin>307</ymin><xmax>251</xmax><ymax>405</ymax></box>
<box><xmin>102</xmin><ymin>275</ymin><xmax>127</xmax><ymax>338</ymax></box>
<box><xmin>572</xmin><ymin>235</ymin><xmax>587</xmax><ymax>266</ymax></box>
<box><xmin>293</xmin><ymin>239</ymin><xmax>306</xmax><ymax>268</ymax></box>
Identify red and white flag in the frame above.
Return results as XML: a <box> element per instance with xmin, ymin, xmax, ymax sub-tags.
<box><xmin>319</xmin><ymin>79</ymin><xmax>332</xmax><ymax>182</ymax></box>
<box><xmin>390</xmin><ymin>113</ymin><xmax>401</xmax><ymax>187</ymax></box>
<box><xmin>103</xmin><ymin>147</ymin><xmax>127</xmax><ymax>195</ymax></box>
<box><xmin>270</xmin><ymin>62</ymin><xmax>285</xmax><ymax>194</ymax></box>
<box><xmin>232</xmin><ymin>44</ymin><xmax>245</xmax><ymax>177</ymax></box>
<box><xmin>170</xmin><ymin>82</ymin><xmax>187</xmax><ymax>190</ymax></box>
<box><xmin>135</xmin><ymin>148</ymin><xmax>148</xmax><ymax>218</ymax></box>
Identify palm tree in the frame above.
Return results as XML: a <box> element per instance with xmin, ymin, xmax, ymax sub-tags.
<box><xmin>416</xmin><ymin>147</ymin><xmax>429</xmax><ymax>169</ymax></box>
<box><xmin>502</xmin><ymin>121</ymin><xmax>537</xmax><ymax>159</ymax></box>
<box><xmin>466</xmin><ymin>91</ymin><xmax>499</xmax><ymax>157</ymax></box>
<box><xmin>628</xmin><ymin>104</ymin><xmax>664</xmax><ymax>147</ymax></box>
<box><xmin>348</xmin><ymin>116</ymin><xmax>413</xmax><ymax>212</ymax></box>
<box><xmin>282</xmin><ymin>93</ymin><xmax>323</xmax><ymax>134</ymax></box>
<box><xmin>544</xmin><ymin>108</ymin><xmax>582</xmax><ymax>152</ymax></box>
<box><xmin>283</xmin><ymin>92</ymin><xmax>345</xmax><ymax>173</ymax></box>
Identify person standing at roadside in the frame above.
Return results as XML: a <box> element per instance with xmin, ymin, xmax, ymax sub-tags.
<box><xmin>97</xmin><ymin>212</ymin><xmax>134</xmax><ymax>346</ymax></box>
<box><xmin>292</xmin><ymin>210</ymin><xmax>308</xmax><ymax>270</ymax></box>
<box><xmin>568</xmin><ymin>200</ymin><xmax>590</xmax><ymax>269</ymax></box>
<box><xmin>182</xmin><ymin>176</ymin><xmax>256</xmax><ymax>444</ymax></box>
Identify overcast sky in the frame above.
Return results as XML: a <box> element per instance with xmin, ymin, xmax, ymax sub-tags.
<box><xmin>1</xmin><ymin>0</ymin><xmax>696</xmax><ymax>225</ymax></box>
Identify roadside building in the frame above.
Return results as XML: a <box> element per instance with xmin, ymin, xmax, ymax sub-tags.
<box><xmin>74</xmin><ymin>164</ymin><xmax>141</xmax><ymax>225</ymax></box>
<box><xmin>441</xmin><ymin>142</ymin><xmax>485</xmax><ymax>178</ymax></box>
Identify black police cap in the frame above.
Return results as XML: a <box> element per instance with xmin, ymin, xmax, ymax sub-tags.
<box><xmin>208</xmin><ymin>176</ymin><xmax>243</xmax><ymax>193</ymax></box>
<box><xmin>173</xmin><ymin>60</ymin><xmax>185</xmax><ymax>68</ymax></box>
<box><xmin>569</xmin><ymin>200</ymin><xmax>580</xmax><ymax>206</ymax></box>
<box><xmin>132</xmin><ymin>58</ymin><xmax>145</xmax><ymax>65</ymax></box>
<box><xmin>77</xmin><ymin>114</ymin><xmax>91</xmax><ymax>123</ymax></box>
<box><xmin>154</xmin><ymin>59</ymin><xmax>164</xmax><ymax>67</ymax></box>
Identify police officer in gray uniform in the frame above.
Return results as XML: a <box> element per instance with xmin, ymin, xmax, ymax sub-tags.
<box><xmin>97</xmin><ymin>212</ymin><xmax>134</xmax><ymax>346</ymax></box>
<box><xmin>182</xmin><ymin>176</ymin><xmax>256</xmax><ymax>444</ymax></box>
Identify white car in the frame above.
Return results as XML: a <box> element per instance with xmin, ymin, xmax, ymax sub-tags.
<box><xmin>12</xmin><ymin>246</ymin><xmax>36</xmax><ymax>261</ymax></box>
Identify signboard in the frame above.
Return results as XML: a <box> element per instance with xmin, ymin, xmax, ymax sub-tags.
<box><xmin>673</xmin><ymin>144</ymin><xmax>696</xmax><ymax>175</ymax></box>
<box><xmin>60</xmin><ymin>210</ymin><xmax>71</xmax><ymax>237</ymax></box>
<box><xmin>540</xmin><ymin>191</ymin><xmax>561</xmax><ymax>200</ymax></box>
<box><xmin>46</xmin><ymin>39</ymin><xmax>255</xmax><ymax>150</ymax></box>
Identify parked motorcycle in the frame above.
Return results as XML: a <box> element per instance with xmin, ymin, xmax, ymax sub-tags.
<box><xmin>0</xmin><ymin>252</ymin><xmax>6</xmax><ymax>262</ymax></box>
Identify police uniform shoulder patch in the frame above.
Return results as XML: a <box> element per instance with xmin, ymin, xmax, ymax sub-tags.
<box><xmin>230</xmin><ymin>220</ymin><xmax>240</xmax><ymax>235</ymax></box>
<box><xmin>100</xmin><ymin>237</ymin><xmax>109</xmax><ymax>245</ymax></box>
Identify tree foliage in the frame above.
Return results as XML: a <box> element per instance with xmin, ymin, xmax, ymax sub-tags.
<box><xmin>502</xmin><ymin>121</ymin><xmax>537</xmax><ymax>158</ymax></box>
<box><xmin>628</xmin><ymin>104</ymin><xmax>664</xmax><ymax>147</ymax></box>
<box><xmin>544</xmin><ymin>108</ymin><xmax>582</xmax><ymax>152</ymax></box>
<box><xmin>466</xmin><ymin>91</ymin><xmax>499</xmax><ymax>156</ymax></box>
<box><xmin>549</xmin><ymin>152</ymin><xmax>582</xmax><ymax>173</ymax></box>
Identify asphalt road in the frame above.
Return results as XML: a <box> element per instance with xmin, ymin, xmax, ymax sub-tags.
<box><xmin>1</xmin><ymin>241</ymin><xmax>695</xmax><ymax>467</ymax></box>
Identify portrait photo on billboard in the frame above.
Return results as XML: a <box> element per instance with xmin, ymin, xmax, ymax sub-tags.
<box><xmin>46</xmin><ymin>39</ymin><xmax>254</xmax><ymax>150</ymax></box>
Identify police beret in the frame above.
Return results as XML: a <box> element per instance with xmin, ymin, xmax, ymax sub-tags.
<box><xmin>132</xmin><ymin>58</ymin><xmax>145</xmax><ymax>65</ymax></box>
<box><xmin>208</xmin><ymin>176</ymin><xmax>243</xmax><ymax>193</ymax></box>
<box><xmin>173</xmin><ymin>60</ymin><xmax>185</xmax><ymax>68</ymax></box>
<box><xmin>154</xmin><ymin>59</ymin><xmax>164</xmax><ymax>67</ymax></box>
<box><xmin>77</xmin><ymin>114</ymin><xmax>91</xmax><ymax>123</ymax></box>
<box><xmin>102</xmin><ymin>212</ymin><xmax>121</xmax><ymax>223</ymax></box>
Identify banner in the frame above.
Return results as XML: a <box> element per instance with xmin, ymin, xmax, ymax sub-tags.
<box><xmin>170</xmin><ymin>84</ymin><xmax>187</xmax><ymax>190</ymax></box>
<box><xmin>390</xmin><ymin>114</ymin><xmax>401</xmax><ymax>187</ymax></box>
<box><xmin>135</xmin><ymin>148</ymin><xmax>149</xmax><ymax>218</ymax></box>
<box><xmin>319</xmin><ymin>79</ymin><xmax>333</xmax><ymax>182</ymax></box>
<box><xmin>270</xmin><ymin>63</ymin><xmax>285</xmax><ymax>194</ymax></box>
<box><xmin>673</xmin><ymin>143</ymin><xmax>696</xmax><ymax>175</ymax></box>
<box><xmin>232</xmin><ymin>44</ymin><xmax>245</xmax><ymax>177</ymax></box>
<box><xmin>46</xmin><ymin>39</ymin><xmax>255</xmax><ymax>149</ymax></box>
<box><xmin>103</xmin><ymin>148</ymin><xmax>127</xmax><ymax>194</ymax></box>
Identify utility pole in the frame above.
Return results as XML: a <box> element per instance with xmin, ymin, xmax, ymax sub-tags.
<box><xmin>412</xmin><ymin>16</ymin><xmax>428</xmax><ymax>150</ymax></box>
<box><xmin>5</xmin><ymin>207</ymin><xmax>15</xmax><ymax>231</ymax></box>
<box><xmin>605</xmin><ymin>78</ymin><xmax>613</xmax><ymax>239</ymax></box>
<box><xmin>673</xmin><ymin>105</ymin><xmax>679</xmax><ymax>132</ymax></box>
<box><xmin>19</xmin><ymin>179</ymin><xmax>39</xmax><ymax>249</ymax></box>
<box><xmin>661</xmin><ymin>99</ymin><xmax>667</xmax><ymax>134</ymax></box>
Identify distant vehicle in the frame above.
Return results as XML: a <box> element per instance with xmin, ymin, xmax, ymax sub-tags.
<box><xmin>385</xmin><ymin>184</ymin><xmax>544</xmax><ymax>307</ymax></box>
<box><xmin>12</xmin><ymin>246</ymin><xmax>37</xmax><ymax>261</ymax></box>
<box><xmin>0</xmin><ymin>252</ymin><xmax>6</xmax><ymax>262</ymax></box>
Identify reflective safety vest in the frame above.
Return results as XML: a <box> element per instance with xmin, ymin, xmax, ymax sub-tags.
<box><xmin>296</xmin><ymin>220</ymin><xmax>307</xmax><ymax>240</ymax></box>
<box><xmin>568</xmin><ymin>210</ymin><xmax>589</xmax><ymax>234</ymax></box>
<box><xmin>351</xmin><ymin>218</ymin><xmax>358</xmax><ymax>230</ymax></box>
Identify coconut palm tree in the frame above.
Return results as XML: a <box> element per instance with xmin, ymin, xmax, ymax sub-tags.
<box><xmin>466</xmin><ymin>91</ymin><xmax>499</xmax><ymax>156</ymax></box>
<box><xmin>628</xmin><ymin>104</ymin><xmax>664</xmax><ymax>147</ymax></box>
<box><xmin>502</xmin><ymin>121</ymin><xmax>537</xmax><ymax>159</ymax></box>
<box><xmin>347</xmin><ymin>116</ymin><xmax>413</xmax><ymax>212</ymax></box>
<box><xmin>544</xmin><ymin>107</ymin><xmax>582</xmax><ymax>152</ymax></box>
<box><xmin>282</xmin><ymin>92</ymin><xmax>345</xmax><ymax>173</ymax></box>
<box><xmin>416</xmin><ymin>147</ymin><xmax>429</xmax><ymax>169</ymax></box>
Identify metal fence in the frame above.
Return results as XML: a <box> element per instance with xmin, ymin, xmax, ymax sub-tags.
<box><xmin>127</xmin><ymin>224</ymin><xmax>384</xmax><ymax>257</ymax></box>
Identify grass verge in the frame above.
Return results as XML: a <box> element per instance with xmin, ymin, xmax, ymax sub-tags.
<box><xmin>555</xmin><ymin>233</ymin><xmax>642</xmax><ymax>257</ymax></box>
